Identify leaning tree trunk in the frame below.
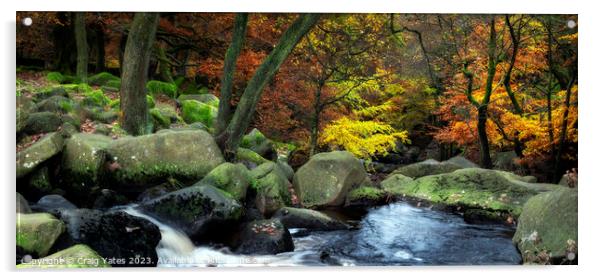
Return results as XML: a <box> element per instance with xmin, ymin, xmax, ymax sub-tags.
<box><xmin>217</xmin><ymin>13</ymin><xmax>320</xmax><ymax>160</ymax></box>
<box><xmin>120</xmin><ymin>12</ymin><xmax>160</xmax><ymax>136</ymax></box>
<box><xmin>74</xmin><ymin>12</ymin><xmax>88</xmax><ymax>82</ymax></box>
<box><xmin>215</xmin><ymin>13</ymin><xmax>248</xmax><ymax>136</ymax></box>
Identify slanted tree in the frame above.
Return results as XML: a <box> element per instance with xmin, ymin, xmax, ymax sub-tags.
<box><xmin>74</xmin><ymin>12</ymin><xmax>88</xmax><ymax>82</ymax></box>
<box><xmin>120</xmin><ymin>12</ymin><xmax>160</xmax><ymax>135</ymax></box>
<box><xmin>216</xmin><ymin>13</ymin><xmax>320</xmax><ymax>160</ymax></box>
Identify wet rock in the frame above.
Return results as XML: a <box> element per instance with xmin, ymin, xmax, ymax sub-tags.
<box><xmin>235</xmin><ymin>219</ymin><xmax>294</xmax><ymax>255</ymax></box>
<box><xmin>16</xmin><ymin>213</ymin><xmax>65</xmax><ymax>257</ymax></box>
<box><xmin>344</xmin><ymin>186</ymin><xmax>388</xmax><ymax>208</ymax></box>
<box><xmin>31</xmin><ymin>195</ymin><xmax>76</xmax><ymax>214</ymax></box>
<box><xmin>198</xmin><ymin>162</ymin><xmax>250</xmax><ymax>201</ymax></box>
<box><xmin>272</xmin><ymin>207</ymin><xmax>348</xmax><ymax>230</ymax></box>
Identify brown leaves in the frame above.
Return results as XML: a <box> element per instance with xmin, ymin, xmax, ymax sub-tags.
<box><xmin>80</xmin><ymin>119</ymin><xmax>96</xmax><ymax>134</ymax></box>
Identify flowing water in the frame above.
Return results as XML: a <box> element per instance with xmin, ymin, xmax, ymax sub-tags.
<box><xmin>123</xmin><ymin>202</ymin><xmax>521</xmax><ymax>267</ymax></box>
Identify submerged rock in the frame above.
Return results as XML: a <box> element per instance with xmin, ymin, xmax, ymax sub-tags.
<box><xmin>104</xmin><ymin>130</ymin><xmax>224</xmax><ymax>191</ymax></box>
<box><xmin>272</xmin><ymin>207</ymin><xmax>348</xmax><ymax>230</ymax></box>
<box><xmin>385</xmin><ymin>168</ymin><xmax>561</xmax><ymax>217</ymax></box>
<box><xmin>17</xmin><ymin>244</ymin><xmax>110</xmax><ymax>268</ymax></box>
<box><xmin>16</xmin><ymin>213</ymin><xmax>65</xmax><ymax>257</ymax></box>
<box><xmin>293</xmin><ymin>151</ymin><xmax>367</xmax><ymax>208</ymax></box>
<box><xmin>140</xmin><ymin>184</ymin><xmax>242</xmax><ymax>241</ymax></box>
<box><xmin>17</xmin><ymin>132</ymin><xmax>63</xmax><ymax>179</ymax></box>
<box><xmin>235</xmin><ymin>219</ymin><xmax>294</xmax><ymax>255</ymax></box>
<box><xmin>513</xmin><ymin>188</ymin><xmax>577</xmax><ymax>264</ymax></box>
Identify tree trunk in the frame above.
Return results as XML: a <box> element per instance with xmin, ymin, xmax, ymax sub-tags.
<box><xmin>553</xmin><ymin>77</ymin><xmax>576</xmax><ymax>181</ymax></box>
<box><xmin>157</xmin><ymin>45</ymin><xmax>174</xmax><ymax>83</ymax></box>
<box><xmin>309</xmin><ymin>82</ymin><xmax>324</xmax><ymax>156</ymax></box>
<box><xmin>120</xmin><ymin>12</ymin><xmax>160</xmax><ymax>136</ymax></box>
<box><xmin>218</xmin><ymin>13</ymin><xmax>320</xmax><ymax>159</ymax></box>
<box><xmin>477</xmin><ymin>106</ymin><xmax>493</xmax><ymax>168</ymax></box>
<box><xmin>215</xmin><ymin>13</ymin><xmax>248</xmax><ymax>136</ymax></box>
<box><xmin>52</xmin><ymin>12</ymin><xmax>75</xmax><ymax>73</ymax></box>
<box><xmin>74</xmin><ymin>12</ymin><xmax>88</xmax><ymax>82</ymax></box>
<box><xmin>95</xmin><ymin>27</ymin><xmax>105</xmax><ymax>72</ymax></box>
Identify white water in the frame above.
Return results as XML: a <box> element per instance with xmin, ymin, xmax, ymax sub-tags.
<box><xmin>123</xmin><ymin>202</ymin><xmax>520</xmax><ymax>267</ymax></box>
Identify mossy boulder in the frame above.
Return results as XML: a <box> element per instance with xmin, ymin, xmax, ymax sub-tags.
<box><xmin>293</xmin><ymin>151</ymin><xmax>368</xmax><ymax>208</ymax></box>
<box><xmin>181</xmin><ymin>99</ymin><xmax>217</xmax><ymax>128</ymax></box>
<box><xmin>235</xmin><ymin>219</ymin><xmax>294</xmax><ymax>255</ymax></box>
<box><xmin>146</xmin><ymin>80</ymin><xmax>177</xmax><ymax>98</ymax></box>
<box><xmin>17</xmin><ymin>108</ymin><xmax>30</xmax><ymax>134</ymax></box>
<box><xmin>61</xmin><ymin>133</ymin><xmax>112</xmax><ymax>198</ymax></box>
<box><xmin>16</xmin><ymin>213</ymin><xmax>65</xmax><ymax>257</ymax></box>
<box><xmin>24</xmin><ymin>165</ymin><xmax>53</xmax><ymax>196</ymax></box>
<box><xmin>236</xmin><ymin>147</ymin><xmax>269</xmax><ymax>167</ymax></box>
<box><xmin>88</xmin><ymin>72</ymin><xmax>120</xmax><ymax>87</ymax></box>
<box><xmin>36</xmin><ymin>95</ymin><xmax>74</xmax><ymax>114</ymax></box>
<box><xmin>240</xmin><ymin>128</ymin><xmax>276</xmax><ymax>160</ymax></box>
<box><xmin>104</xmin><ymin>130</ymin><xmax>224</xmax><ymax>190</ymax></box>
<box><xmin>35</xmin><ymin>86</ymin><xmax>69</xmax><ymax>101</ymax></box>
<box><xmin>251</xmin><ymin>162</ymin><xmax>292</xmax><ymax>216</ymax></box>
<box><xmin>150</xmin><ymin>107</ymin><xmax>171</xmax><ymax>130</ymax></box>
<box><xmin>272</xmin><ymin>207</ymin><xmax>348</xmax><ymax>230</ymax></box>
<box><xmin>391</xmin><ymin>159</ymin><xmax>463</xmax><ymax>179</ymax></box>
<box><xmin>46</xmin><ymin>72</ymin><xmax>65</xmax><ymax>84</ymax></box>
<box><xmin>385</xmin><ymin>168</ymin><xmax>561</xmax><ymax>217</ymax></box>
<box><xmin>198</xmin><ymin>162</ymin><xmax>250</xmax><ymax>201</ymax></box>
<box><xmin>17</xmin><ymin>132</ymin><xmax>64</xmax><ymax>179</ymax></box>
<box><xmin>177</xmin><ymin>94</ymin><xmax>219</xmax><ymax>107</ymax></box>
<box><xmin>82</xmin><ymin>89</ymin><xmax>111</xmax><ymax>107</ymax></box>
<box><xmin>17</xmin><ymin>244</ymin><xmax>110</xmax><ymax>268</ymax></box>
<box><xmin>512</xmin><ymin>188</ymin><xmax>578</xmax><ymax>264</ymax></box>
<box><xmin>140</xmin><ymin>185</ymin><xmax>243</xmax><ymax>240</ymax></box>
<box><xmin>344</xmin><ymin>186</ymin><xmax>388</xmax><ymax>208</ymax></box>
<box><xmin>22</xmin><ymin>112</ymin><xmax>62</xmax><ymax>135</ymax></box>
<box><xmin>381</xmin><ymin>173</ymin><xmax>414</xmax><ymax>192</ymax></box>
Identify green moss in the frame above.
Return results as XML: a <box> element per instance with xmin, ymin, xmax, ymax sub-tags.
<box><xmin>236</xmin><ymin>148</ymin><xmax>269</xmax><ymax>165</ymax></box>
<box><xmin>146</xmin><ymin>95</ymin><xmax>155</xmax><ymax>108</ymax></box>
<box><xmin>83</xmin><ymin>89</ymin><xmax>110</xmax><ymax>107</ymax></box>
<box><xmin>348</xmin><ymin>187</ymin><xmax>386</xmax><ymax>201</ymax></box>
<box><xmin>88</xmin><ymin>72</ymin><xmax>120</xmax><ymax>86</ymax></box>
<box><xmin>16</xmin><ymin>213</ymin><xmax>65</xmax><ymax>257</ymax></box>
<box><xmin>181</xmin><ymin>99</ymin><xmax>217</xmax><ymax>128</ymax></box>
<box><xmin>46</xmin><ymin>72</ymin><xmax>65</xmax><ymax>84</ymax></box>
<box><xmin>58</xmin><ymin>99</ymin><xmax>74</xmax><ymax>113</ymax></box>
<box><xmin>17</xmin><ymin>244</ymin><xmax>110</xmax><ymax>268</ymax></box>
<box><xmin>146</xmin><ymin>80</ymin><xmax>177</xmax><ymax>98</ymax></box>
<box><xmin>108</xmin><ymin>99</ymin><xmax>120</xmax><ymax>108</ymax></box>
<box><xmin>150</xmin><ymin>107</ymin><xmax>170</xmax><ymax>129</ymax></box>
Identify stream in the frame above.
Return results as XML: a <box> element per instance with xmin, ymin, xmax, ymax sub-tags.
<box><xmin>123</xmin><ymin>202</ymin><xmax>521</xmax><ymax>267</ymax></box>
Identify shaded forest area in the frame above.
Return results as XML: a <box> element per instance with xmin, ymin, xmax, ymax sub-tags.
<box><xmin>16</xmin><ymin>13</ymin><xmax>577</xmax><ymax>182</ymax></box>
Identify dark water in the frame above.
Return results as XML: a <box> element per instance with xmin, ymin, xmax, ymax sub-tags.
<box><xmin>125</xmin><ymin>202</ymin><xmax>521</xmax><ymax>267</ymax></box>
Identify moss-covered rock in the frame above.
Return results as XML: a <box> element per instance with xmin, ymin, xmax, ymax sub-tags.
<box><xmin>240</xmin><ymin>128</ymin><xmax>276</xmax><ymax>160</ymax></box>
<box><xmin>381</xmin><ymin>173</ymin><xmax>414</xmax><ymax>192</ymax></box>
<box><xmin>199</xmin><ymin>162</ymin><xmax>250</xmax><ymax>201</ymax></box>
<box><xmin>236</xmin><ymin>147</ymin><xmax>269</xmax><ymax>167</ymax></box>
<box><xmin>251</xmin><ymin>162</ymin><xmax>292</xmax><ymax>216</ymax></box>
<box><xmin>385</xmin><ymin>168</ymin><xmax>561</xmax><ymax>217</ymax></box>
<box><xmin>146</xmin><ymin>80</ymin><xmax>177</xmax><ymax>98</ymax></box>
<box><xmin>105</xmin><ymin>130</ymin><xmax>224</xmax><ymax>190</ymax></box>
<box><xmin>17</xmin><ymin>192</ymin><xmax>31</xmax><ymax>213</ymax></box>
<box><xmin>61</xmin><ymin>133</ymin><xmax>112</xmax><ymax>198</ymax></box>
<box><xmin>513</xmin><ymin>188</ymin><xmax>577</xmax><ymax>264</ymax></box>
<box><xmin>181</xmin><ymin>99</ymin><xmax>217</xmax><ymax>128</ymax></box>
<box><xmin>17</xmin><ymin>132</ymin><xmax>64</xmax><ymax>179</ymax></box>
<box><xmin>36</xmin><ymin>95</ymin><xmax>74</xmax><ymax>114</ymax></box>
<box><xmin>177</xmin><ymin>94</ymin><xmax>219</xmax><ymax>107</ymax></box>
<box><xmin>150</xmin><ymin>107</ymin><xmax>171</xmax><ymax>130</ymax></box>
<box><xmin>140</xmin><ymin>184</ymin><xmax>242</xmax><ymax>240</ymax></box>
<box><xmin>16</xmin><ymin>213</ymin><xmax>65</xmax><ymax>257</ymax></box>
<box><xmin>17</xmin><ymin>108</ymin><xmax>30</xmax><ymax>134</ymax></box>
<box><xmin>46</xmin><ymin>72</ymin><xmax>65</xmax><ymax>84</ymax></box>
<box><xmin>391</xmin><ymin>159</ymin><xmax>463</xmax><ymax>179</ymax></box>
<box><xmin>88</xmin><ymin>72</ymin><xmax>120</xmax><ymax>87</ymax></box>
<box><xmin>25</xmin><ymin>165</ymin><xmax>53</xmax><ymax>195</ymax></box>
<box><xmin>34</xmin><ymin>86</ymin><xmax>69</xmax><ymax>101</ymax></box>
<box><xmin>82</xmin><ymin>89</ymin><xmax>111</xmax><ymax>107</ymax></box>
<box><xmin>22</xmin><ymin>112</ymin><xmax>62</xmax><ymax>135</ymax></box>
<box><xmin>293</xmin><ymin>151</ymin><xmax>368</xmax><ymax>208</ymax></box>
<box><xmin>272</xmin><ymin>207</ymin><xmax>348</xmax><ymax>230</ymax></box>
<box><xmin>17</xmin><ymin>244</ymin><xmax>110</xmax><ymax>268</ymax></box>
<box><xmin>345</xmin><ymin>186</ymin><xmax>387</xmax><ymax>207</ymax></box>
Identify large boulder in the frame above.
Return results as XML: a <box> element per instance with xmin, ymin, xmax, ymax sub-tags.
<box><xmin>16</xmin><ymin>213</ymin><xmax>65</xmax><ymax>257</ymax></box>
<box><xmin>272</xmin><ymin>207</ymin><xmax>348</xmax><ymax>230</ymax></box>
<box><xmin>235</xmin><ymin>219</ymin><xmax>294</xmax><ymax>255</ymax></box>
<box><xmin>236</xmin><ymin>147</ymin><xmax>269</xmax><ymax>168</ymax></box>
<box><xmin>17</xmin><ymin>244</ymin><xmax>110</xmax><ymax>268</ymax></box>
<box><xmin>104</xmin><ymin>130</ymin><xmax>224</xmax><ymax>191</ymax></box>
<box><xmin>240</xmin><ymin>128</ymin><xmax>277</xmax><ymax>160</ymax></box>
<box><xmin>293</xmin><ymin>151</ymin><xmax>368</xmax><ymax>208</ymax></box>
<box><xmin>513</xmin><ymin>188</ymin><xmax>577</xmax><ymax>264</ymax></box>
<box><xmin>385</xmin><ymin>168</ymin><xmax>561</xmax><ymax>218</ymax></box>
<box><xmin>22</xmin><ymin>112</ymin><xmax>62</xmax><ymax>135</ymax></box>
<box><xmin>178</xmin><ymin>94</ymin><xmax>219</xmax><ymax>107</ymax></box>
<box><xmin>56</xmin><ymin>209</ymin><xmax>161</xmax><ymax>267</ymax></box>
<box><xmin>251</xmin><ymin>162</ymin><xmax>292</xmax><ymax>217</ymax></box>
<box><xmin>16</xmin><ymin>132</ymin><xmax>64</xmax><ymax>179</ymax></box>
<box><xmin>36</xmin><ymin>95</ymin><xmax>73</xmax><ymax>114</ymax></box>
<box><xmin>344</xmin><ymin>186</ymin><xmax>388</xmax><ymax>208</ymax></box>
<box><xmin>198</xmin><ymin>162</ymin><xmax>250</xmax><ymax>201</ymax></box>
<box><xmin>61</xmin><ymin>133</ymin><xmax>112</xmax><ymax>198</ymax></box>
<box><xmin>180</xmin><ymin>99</ymin><xmax>217</xmax><ymax>128</ymax></box>
<box><xmin>381</xmin><ymin>173</ymin><xmax>414</xmax><ymax>192</ymax></box>
<box><xmin>140</xmin><ymin>185</ymin><xmax>242</xmax><ymax>241</ymax></box>
<box><xmin>391</xmin><ymin>159</ymin><xmax>463</xmax><ymax>179</ymax></box>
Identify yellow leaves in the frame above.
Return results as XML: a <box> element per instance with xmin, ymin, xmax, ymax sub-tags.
<box><xmin>320</xmin><ymin>117</ymin><xmax>410</xmax><ymax>159</ymax></box>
